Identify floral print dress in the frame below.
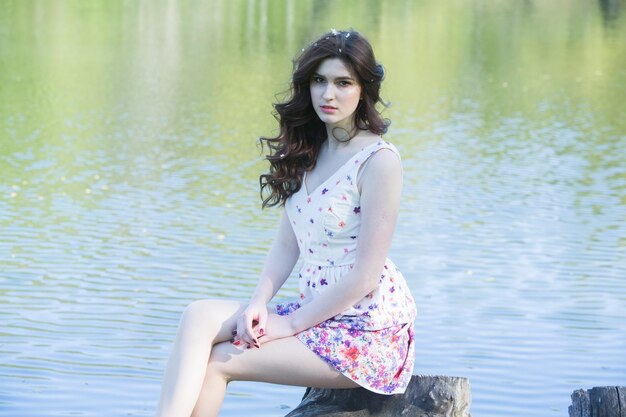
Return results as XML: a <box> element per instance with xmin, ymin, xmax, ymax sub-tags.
<box><xmin>276</xmin><ymin>140</ymin><xmax>417</xmax><ymax>395</ymax></box>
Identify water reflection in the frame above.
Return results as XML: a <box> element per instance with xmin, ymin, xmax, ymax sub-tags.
<box><xmin>599</xmin><ymin>0</ymin><xmax>622</xmax><ymax>24</ymax></box>
<box><xmin>1</xmin><ymin>1</ymin><xmax>625</xmax><ymax>416</ymax></box>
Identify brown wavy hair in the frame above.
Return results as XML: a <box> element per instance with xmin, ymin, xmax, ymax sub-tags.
<box><xmin>259</xmin><ymin>29</ymin><xmax>389</xmax><ymax>208</ymax></box>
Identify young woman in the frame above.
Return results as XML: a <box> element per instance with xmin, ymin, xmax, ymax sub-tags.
<box><xmin>156</xmin><ymin>29</ymin><xmax>417</xmax><ymax>417</ymax></box>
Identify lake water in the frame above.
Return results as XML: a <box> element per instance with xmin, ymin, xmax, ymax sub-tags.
<box><xmin>1</xmin><ymin>1</ymin><xmax>625</xmax><ymax>416</ymax></box>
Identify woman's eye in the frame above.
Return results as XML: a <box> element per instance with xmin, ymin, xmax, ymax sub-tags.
<box><xmin>337</xmin><ymin>81</ymin><xmax>351</xmax><ymax>87</ymax></box>
<box><xmin>312</xmin><ymin>77</ymin><xmax>325</xmax><ymax>84</ymax></box>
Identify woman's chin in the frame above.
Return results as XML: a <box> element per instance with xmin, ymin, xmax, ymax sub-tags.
<box><xmin>316</xmin><ymin>113</ymin><xmax>336</xmax><ymax>124</ymax></box>
<box><xmin>317</xmin><ymin>113</ymin><xmax>351</xmax><ymax>128</ymax></box>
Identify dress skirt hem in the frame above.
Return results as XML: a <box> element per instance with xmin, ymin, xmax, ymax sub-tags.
<box><xmin>275</xmin><ymin>301</ymin><xmax>415</xmax><ymax>395</ymax></box>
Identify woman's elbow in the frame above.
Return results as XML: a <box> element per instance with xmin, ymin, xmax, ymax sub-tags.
<box><xmin>356</xmin><ymin>270</ymin><xmax>381</xmax><ymax>294</ymax></box>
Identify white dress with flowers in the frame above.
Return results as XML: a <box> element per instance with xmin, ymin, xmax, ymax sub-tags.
<box><xmin>275</xmin><ymin>139</ymin><xmax>417</xmax><ymax>395</ymax></box>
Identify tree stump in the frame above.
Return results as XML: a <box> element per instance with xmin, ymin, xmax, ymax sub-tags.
<box><xmin>569</xmin><ymin>386</ymin><xmax>626</xmax><ymax>417</ymax></box>
<box><xmin>285</xmin><ymin>375</ymin><xmax>472</xmax><ymax>417</ymax></box>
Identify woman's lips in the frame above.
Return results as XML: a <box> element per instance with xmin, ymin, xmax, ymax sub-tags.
<box><xmin>320</xmin><ymin>105</ymin><xmax>337</xmax><ymax>114</ymax></box>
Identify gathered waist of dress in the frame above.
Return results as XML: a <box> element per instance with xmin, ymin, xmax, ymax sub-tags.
<box><xmin>299</xmin><ymin>256</ymin><xmax>396</xmax><ymax>270</ymax></box>
<box><xmin>300</xmin><ymin>258</ymin><xmax>355</xmax><ymax>269</ymax></box>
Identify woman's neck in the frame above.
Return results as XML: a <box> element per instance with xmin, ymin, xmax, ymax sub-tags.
<box><xmin>323</xmin><ymin>128</ymin><xmax>379</xmax><ymax>153</ymax></box>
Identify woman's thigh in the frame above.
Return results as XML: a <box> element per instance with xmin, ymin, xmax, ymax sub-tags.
<box><xmin>209</xmin><ymin>336</ymin><xmax>360</xmax><ymax>389</ymax></box>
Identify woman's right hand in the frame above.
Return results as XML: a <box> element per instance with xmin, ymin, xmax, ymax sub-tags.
<box><xmin>234</xmin><ymin>299</ymin><xmax>268</xmax><ymax>348</ymax></box>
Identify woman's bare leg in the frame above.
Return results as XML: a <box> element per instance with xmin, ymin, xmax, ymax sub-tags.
<box><xmin>191</xmin><ymin>335</ymin><xmax>360</xmax><ymax>417</ymax></box>
<box><xmin>156</xmin><ymin>299</ymin><xmax>246</xmax><ymax>417</ymax></box>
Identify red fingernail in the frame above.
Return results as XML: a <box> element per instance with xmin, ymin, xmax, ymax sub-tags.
<box><xmin>233</xmin><ymin>341</ymin><xmax>240</xmax><ymax>346</ymax></box>
<box><xmin>259</xmin><ymin>328</ymin><xmax>265</xmax><ymax>335</ymax></box>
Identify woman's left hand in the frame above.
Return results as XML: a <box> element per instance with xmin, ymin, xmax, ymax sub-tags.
<box><xmin>257</xmin><ymin>314</ymin><xmax>296</xmax><ymax>346</ymax></box>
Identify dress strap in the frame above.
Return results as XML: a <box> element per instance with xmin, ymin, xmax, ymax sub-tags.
<box><xmin>352</xmin><ymin>140</ymin><xmax>402</xmax><ymax>181</ymax></box>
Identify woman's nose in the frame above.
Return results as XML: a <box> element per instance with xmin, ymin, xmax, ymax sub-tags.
<box><xmin>322</xmin><ymin>84</ymin><xmax>334</xmax><ymax>100</ymax></box>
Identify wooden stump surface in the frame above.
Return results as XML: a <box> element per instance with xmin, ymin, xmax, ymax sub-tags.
<box><xmin>569</xmin><ymin>386</ymin><xmax>626</xmax><ymax>417</ymax></box>
<box><xmin>285</xmin><ymin>375</ymin><xmax>471</xmax><ymax>417</ymax></box>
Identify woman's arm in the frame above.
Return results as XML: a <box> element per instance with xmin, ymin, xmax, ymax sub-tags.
<box><xmin>251</xmin><ymin>208</ymin><xmax>300</xmax><ymax>303</ymax></box>
<box><xmin>236</xmin><ymin>208</ymin><xmax>300</xmax><ymax>345</ymax></box>
<box><xmin>282</xmin><ymin>148</ymin><xmax>403</xmax><ymax>336</ymax></box>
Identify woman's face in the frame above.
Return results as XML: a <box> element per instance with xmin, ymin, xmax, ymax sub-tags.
<box><xmin>310</xmin><ymin>58</ymin><xmax>362</xmax><ymax>131</ymax></box>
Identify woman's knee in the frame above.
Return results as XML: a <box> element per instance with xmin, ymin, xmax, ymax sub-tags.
<box><xmin>179</xmin><ymin>300</ymin><xmax>217</xmax><ymax>334</ymax></box>
<box><xmin>179</xmin><ymin>299</ymin><xmax>242</xmax><ymax>340</ymax></box>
